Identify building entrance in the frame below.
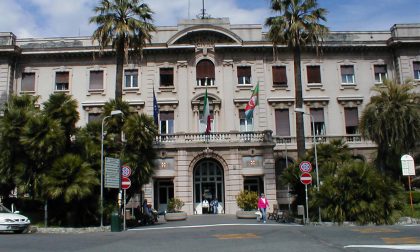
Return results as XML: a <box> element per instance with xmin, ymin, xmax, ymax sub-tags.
<box><xmin>153</xmin><ymin>179</ymin><xmax>174</xmax><ymax>213</ymax></box>
<box><xmin>193</xmin><ymin>158</ymin><xmax>224</xmax><ymax>214</ymax></box>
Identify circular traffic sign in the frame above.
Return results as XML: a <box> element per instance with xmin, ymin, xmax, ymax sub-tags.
<box><xmin>300</xmin><ymin>172</ymin><xmax>312</xmax><ymax>185</ymax></box>
<box><xmin>299</xmin><ymin>161</ymin><xmax>312</xmax><ymax>173</ymax></box>
<box><xmin>121</xmin><ymin>177</ymin><xmax>131</xmax><ymax>190</ymax></box>
<box><xmin>121</xmin><ymin>165</ymin><xmax>131</xmax><ymax>178</ymax></box>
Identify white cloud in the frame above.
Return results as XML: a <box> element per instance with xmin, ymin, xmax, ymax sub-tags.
<box><xmin>0</xmin><ymin>1</ymin><xmax>39</xmax><ymax>37</ymax></box>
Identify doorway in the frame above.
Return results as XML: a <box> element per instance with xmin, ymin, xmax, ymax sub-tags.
<box><xmin>153</xmin><ymin>179</ymin><xmax>174</xmax><ymax>213</ymax></box>
<box><xmin>193</xmin><ymin>158</ymin><xmax>224</xmax><ymax>214</ymax></box>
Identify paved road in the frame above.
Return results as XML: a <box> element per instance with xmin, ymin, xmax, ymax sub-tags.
<box><xmin>1</xmin><ymin>215</ymin><xmax>419</xmax><ymax>252</ymax></box>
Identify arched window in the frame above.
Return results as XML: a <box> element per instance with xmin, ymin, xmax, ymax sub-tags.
<box><xmin>196</xmin><ymin>59</ymin><xmax>215</xmax><ymax>86</ymax></box>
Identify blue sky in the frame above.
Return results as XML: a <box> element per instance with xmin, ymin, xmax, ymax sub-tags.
<box><xmin>0</xmin><ymin>0</ymin><xmax>418</xmax><ymax>38</ymax></box>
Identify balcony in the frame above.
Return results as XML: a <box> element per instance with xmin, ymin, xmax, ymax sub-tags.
<box><xmin>154</xmin><ymin>131</ymin><xmax>376</xmax><ymax>150</ymax></box>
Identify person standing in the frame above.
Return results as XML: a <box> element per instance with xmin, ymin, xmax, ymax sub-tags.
<box><xmin>211</xmin><ymin>197</ymin><xmax>219</xmax><ymax>214</ymax></box>
<box><xmin>257</xmin><ymin>193</ymin><xmax>269</xmax><ymax>223</ymax></box>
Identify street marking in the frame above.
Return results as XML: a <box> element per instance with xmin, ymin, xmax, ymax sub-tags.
<box><xmin>128</xmin><ymin>223</ymin><xmax>301</xmax><ymax>232</ymax></box>
<box><xmin>344</xmin><ymin>245</ymin><xmax>420</xmax><ymax>250</ymax></box>
<box><xmin>352</xmin><ymin>227</ymin><xmax>399</xmax><ymax>233</ymax></box>
<box><xmin>213</xmin><ymin>233</ymin><xmax>260</xmax><ymax>240</ymax></box>
<box><xmin>382</xmin><ymin>237</ymin><xmax>420</xmax><ymax>244</ymax></box>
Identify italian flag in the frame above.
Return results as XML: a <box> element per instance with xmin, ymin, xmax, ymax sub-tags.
<box><xmin>203</xmin><ymin>89</ymin><xmax>211</xmax><ymax>134</ymax></box>
<box><xmin>245</xmin><ymin>82</ymin><xmax>259</xmax><ymax>119</ymax></box>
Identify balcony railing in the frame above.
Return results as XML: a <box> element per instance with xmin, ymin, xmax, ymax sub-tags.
<box><xmin>155</xmin><ymin>131</ymin><xmax>374</xmax><ymax>148</ymax></box>
<box><xmin>155</xmin><ymin>130</ymin><xmax>273</xmax><ymax>144</ymax></box>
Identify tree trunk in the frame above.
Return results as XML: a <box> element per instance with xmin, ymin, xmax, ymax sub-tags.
<box><xmin>115</xmin><ymin>39</ymin><xmax>124</xmax><ymax>101</ymax></box>
<box><xmin>293</xmin><ymin>46</ymin><xmax>306</xmax><ymax>159</ymax></box>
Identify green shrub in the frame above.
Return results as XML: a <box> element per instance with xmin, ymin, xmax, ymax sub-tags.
<box><xmin>167</xmin><ymin>198</ymin><xmax>184</xmax><ymax>213</ymax></box>
<box><xmin>314</xmin><ymin>161</ymin><xmax>405</xmax><ymax>225</ymax></box>
<box><xmin>236</xmin><ymin>190</ymin><xmax>258</xmax><ymax>211</ymax></box>
<box><xmin>407</xmin><ymin>191</ymin><xmax>420</xmax><ymax>204</ymax></box>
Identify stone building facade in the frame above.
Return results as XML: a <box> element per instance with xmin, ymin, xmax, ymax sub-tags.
<box><xmin>0</xmin><ymin>18</ymin><xmax>419</xmax><ymax>214</ymax></box>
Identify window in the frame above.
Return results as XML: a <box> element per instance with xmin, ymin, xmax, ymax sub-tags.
<box><xmin>55</xmin><ymin>72</ymin><xmax>69</xmax><ymax>91</ymax></box>
<box><xmin>344</xmin><ymin>108</ymin><xmax>359</xmax><ymax>134</ymax></box>
<box><xmin>21</xmin><ymin>72</ymin><xmax>35</xmax><ymax>92</ymax></box>
<box><xmin>307</xmin><ymin>65</ymin><xmax>321</xmax><ymax>83</ymax></box>
<box><xmin>275</xmin><ymin>109</ymin><xmax>290</xmax><ymax>136</ymax></box>
<box><xmin>196</xmin><ymin>59</ymin><xmax>215</xmax><ymax>86</ymax></box>
<box><xmin>239</xmin><ymin>109</ymin><xmax>253</xmax><ymax>131</ymax></box>
<box><xmin>160</xmin><ymin>111</ymin><xmax>174</xmax><ymax>134</ymax></box>
<box><xmin>374</xmin><ymin>64</ymin><xmax>387</xmax><ymax>83</ymax></box>
<box><xmin>89</xmin><ymin>70</ymin><xmax>104</xmax><ymax>90</ymax></box>
<box><xmin>237</xmin><ymin>66</ymin><xmax>251</xmax><ymax>85</ymax></box>
<box><xmin>310</xmin><ymin>108</ymin><xmax>325</xmax><ymax>135</ymax></box>
<box><xmin>88</xmin><ymin>113</ymin><xmax>101</xmax><ymax>123</ymax></box>
<box><xmin>340</xmin><ymin>65</ymin><xmax>355</xmax><ymax>84</ymax></box>
<box><xmin>414</xmin><ymin>62</ymin><xmax>420</xmax><ymax>80</ymax></box>
<box><xmin>160</xmin><ymin>68</ymin><xmax>174</xmax><ymax>87</ymax></box>
<box><xmin>124</xmin><ymin>69</ymin><xmax>138</xmax><ymax>88</ymax></box>
<box><xmin>272</xmin><ymin>66</ymin><xmax>287</xmax><ymax>86</ymax></box>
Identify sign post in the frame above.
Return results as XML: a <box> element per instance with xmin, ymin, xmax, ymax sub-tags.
<box><xmin>121</xmin><ymin>165</ymin><xmax>131</xmax><ymax>231</ymax></box>
<box><xmin>300</xmin><ymin>172</ymin><xmax>312</xmax><ymax>224</ymax></box>
<box><xmin>401</xmin><ymin>155</ymin><xmax>416</xmax><ymax>212</ymax></box>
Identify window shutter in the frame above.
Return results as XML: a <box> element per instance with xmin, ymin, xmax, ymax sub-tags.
<box><xmin>374</xmin><ymin>65</ymin><xmax>387</xmax><ymax>74</ymax></box>
<box><xmin>344</xmin><ymin>108</ymin><xmax>359</xmax><ymax>127</ymax></box>
<box><xmin>273</xmin><ymin>66</ymin><xmax>287</xmax><ymax>85</ymax></box>
<box><xmin>56</xmin><ymin>72</ymin><xmax>69</xmax><ymax>83</ymax></box>
<box><xmin>90</xmin><ymin>70</ymin><xmax>103</xmax><ymax>89</ymax></box>
<box><xmin>340</xmin><ymin>65</ymin><xmax>354</xmax><ymax>75</ymax></box>
<box><xmin>237</xmin><ymin>66</ymin><xmax>251</xmax><ymax>77</ymax></box>
<box><xmin>197</xmin><ymin>60</ymin><xmax>215</xmax><ymax>79</ymax></box>
<box><xmin>307</xmin><ymin>66</ymin><xmax>321</xmax><ymax>83</ymax></box>
<box><xmin>160</xmin><ymin>111</ymin><xmax>174</xmax><ymax>121</ymax></box>
<box><xmin>310</xmin><ymin>108</ymin><xmax>324</xmax><ymax>123</ymax></box>
<box><xmin>21</xmin><ymin>72</ymin><xmax>35</xmax><ymax>91</ymax></box>
<box><xmin>275</xmin><ymin>109</ymin><xmax>290</xmax><ymax>136</ymax></box>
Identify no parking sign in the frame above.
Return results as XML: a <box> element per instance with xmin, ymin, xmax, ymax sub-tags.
<box><xmin>299</xmin><ymin>161</ymin><xmax>312</xmax><ymax>173</ymax></box>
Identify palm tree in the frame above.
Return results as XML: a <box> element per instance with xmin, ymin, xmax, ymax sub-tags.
<box><xmin>122</xmin><ymin>113</ymin><xmax>157</xmax><ymax>201</ymax></box>
<box><xmin>265</xmin><ymin>0</ymin><xmax>329</xmax><ymax>158</ymax></box>
<box><xmin>360</xmin><ymin>80</ymin><xmax>420</xmax><ymax>176</ymax></box>
<box><xmin>0</xmin><ymin>95</ymin><xmax>38</xmax><ymax>199</ymax></box>
<box><xmin>90</xmin><ymin>0</ymin><xmax>156</xmax><ymax>100</ymax></box>
<box><xmin>43</xmin><ymin>93</ymin><xmax>79</xmax><ymax>148</ymax></box>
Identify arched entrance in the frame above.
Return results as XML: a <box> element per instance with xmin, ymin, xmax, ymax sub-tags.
<box><xmin>193</xmin><ymin>158</ymin><xmax>224</xmax><ymax>214</ymax></box>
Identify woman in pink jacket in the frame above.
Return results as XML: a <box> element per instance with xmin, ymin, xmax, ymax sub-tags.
<box><xmin>257</xmin><ymin>193</ymin><xmax>269</xmax><ymax>223</ymax></box>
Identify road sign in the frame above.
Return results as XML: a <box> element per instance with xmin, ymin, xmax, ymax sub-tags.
<box><xmin>121</xmin><ymin>165</ymin><xmax>131</xmax><ymax>178</ymax></box>
<box><xmin>299</xmin><ymin>161</ymin><xmax>312</xmax><ymax>173</ymax></box>
<box><xmin>401</xmin><ymin>154</ymin><xmax>416</xmax><ymax>176</ymax></box>
<box><xmin>121</xmin><ymin>177</ymin><xmax>131</xmax><ymax>190</ymax></box>
<box><xmin>300</xmin><ymin>172</ymin><xmax>312</xmax><ymax>185</ymax></box>
<box><xmin>105</xmin><ymin>157</ymin><xmax>120</xmax><ymax>188</ymax></box>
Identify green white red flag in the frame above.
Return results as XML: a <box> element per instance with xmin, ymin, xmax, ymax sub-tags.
<box><xmin>203</xmin><ymin>89</ymin><xmax>211</xmax><ymax>134</ymax></box>
<box><xmin>245</xmin><ymin>82</ymin><xmax>259</xmax><ymax>119</ymax></box>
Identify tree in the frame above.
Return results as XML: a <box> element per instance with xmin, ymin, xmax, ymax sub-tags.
<box><xmin>0</xmin><ymin>95</ymin><xmax>38</xmax><ymax>199</ymax></box>
<box><xmin>122</xmin><ymin>113</ymin><xmax>157</xmax><ymax>201</ymax></box>
<box><xmin>43</xmin><ymin>93</ymin><xmax>79</xmax><ymax>148</ymax></box>
<box><xmin>360</xmin><ymin>80</ymin><xmax>420</xmax><ymax>176</ymax></box>
<box><xmin>314</xmin><ymin>161</ymin><xmax>405</xmax><ymax>225</ymax></box>
<box><xmin>265</xmin><ymin>0</ymin><xmax>329</xmax><ymax>158</ymax></box>
<box><xmin>90</xmin><ymin>0</ymin><xmax>156</xmax><ymax>100</ymax></box>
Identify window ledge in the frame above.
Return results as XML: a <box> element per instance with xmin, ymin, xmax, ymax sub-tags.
<box><xmin>306</xmin><ymin>83</ymin><xmax>324</xmax><ymax>91</ymax></box>
<box><xmin>87</xmin><ymin>89</ymin><xmax>105</xmax><ymax>96</ymax></box>
<box><xmin>122</xmin><ymin>88</ymin><xmax>140</xmax><ymax>94</ymax></box>
<box><xmin>340</xmin><ymin>84</ymin><xmax>359</xmax><ymax>90</ymax></box>
<box><xmin>54</xmin><ymin>90</ymin><xmax>69</xmax><ymax>93</ymax></box>
<box><xmin>271</xmin><ymin>85</ymin><xmax>290</xmax><ymax>91</ymax></box>
<box><xmin>158</xmin><ymin>86</ymin><xmax>176</xmax><ymax>93</ymax></box>
<box><xmin>235</xmin><ymin>85</ymin><xmax>253</xmax><ymax>92</ymax></box>
<box><xmin>20</xmin><ymin>91</ymin><xmax>36</xmax><ymax>94</ymax></box>
<box><xmin>194</xmin><ymin>86</ymin><xmax>218</xmax><ymax>93</ymax></box>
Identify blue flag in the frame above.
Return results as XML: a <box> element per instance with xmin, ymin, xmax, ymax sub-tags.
<box><xmin>153</xmin><ymin>88</ymin><xmax>159</xmax><ymax>126</ymax></box>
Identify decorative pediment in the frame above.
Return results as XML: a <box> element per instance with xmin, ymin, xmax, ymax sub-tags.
<box><xmin>303</xmin><ymin>96</ymin><xmax>330</xmax><ymax>107</ymax></box>
<box><xmin>167</xmin><ymin>25</ymin><xmax>242</xmax><ymax>46</ymax></box>
<box><xmin>267</xmin><ymin>97</ymin><xmax>295</xmax><ymax>109</ymax></box>
<box><xmin>337</xmin><ymin>96</ymin><xmax>364</xmax><ymax>106</ymax></box>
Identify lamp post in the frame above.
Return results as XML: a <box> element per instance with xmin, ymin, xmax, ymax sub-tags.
<box><xmin>294</xmin><ymin>108</ymin><xmax>321</xmax><ymax>223</ymax></box>
<box><xmin>100</xmin><ymin>110</ymin><xmax>123</xmax><ymax>227</ymax></box>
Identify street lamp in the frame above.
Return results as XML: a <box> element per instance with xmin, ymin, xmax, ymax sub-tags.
<box><xmin>100</xmin><ymin>110</ymin><xmax>123</xmax><ymax>227</ymax></box>
<box><xmin>294</xmin><ymin>107</ymin><xmax>321</xmax><ymax>223</ymax></box>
